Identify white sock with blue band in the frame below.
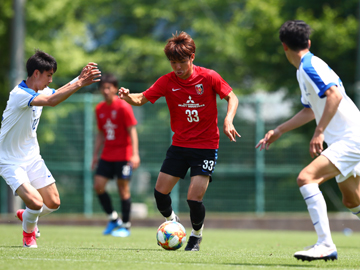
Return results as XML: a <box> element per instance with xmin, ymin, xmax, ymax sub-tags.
<box><xmin>348</xmin><ymin>205</ymin><xmax>360</xmax><ymax>219</ymax></box>
<box><xmin>300</xmin><ymin>183</ymin><xmax>334</xmax><ymax>246</ymax></box>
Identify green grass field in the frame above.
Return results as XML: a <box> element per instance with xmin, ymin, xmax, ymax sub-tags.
<box><xmin>1</xmin><ymin>224</ymin><xmax>359</xmax><ymax>270</ymax></box>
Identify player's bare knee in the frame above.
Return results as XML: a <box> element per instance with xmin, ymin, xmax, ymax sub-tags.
<box><xmin>27</xmin><ymin>197</ymin><xmax>43</xmax><ymax>210</ymax></box>
<box><xmin>342</xmin><ymin>198</ymin><xmax>360</xmax><ymax>209</ymax></box>
<box><xmin>93</xmin><ymin>184</ymin><xmax>104</xmax><ymax>194</ymax></box>
<box><xmin>120</xmin><ymin>190</ymin><xmax>130</xmax><ymax>200</ymax></box>
<box><xmin>297</xmin><ymin>171</ymin><xmax>311</xmax><ymax>187</ymax></box>
<box><xmin>187</xmin><ymin>195</ymin><xmax>204</xmax><ymax>201</ymax></box>
<box><xmin>51</xmin><ymin>198</ymin><xmax>61</xmax><ymax>209</ymax></box>
<box><xmin>45</xmin><ymin>195</ymin><xmax>60</xmax><ymax>209</ymax></box>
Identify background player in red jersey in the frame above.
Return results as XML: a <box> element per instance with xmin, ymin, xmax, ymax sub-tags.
<box><xmin>118</xmin><ymin>31</ymin><xmax>239</xmax><ymax>251</ymax></box>
<box><xmin>92</xmin><ymin>74</ymin><xmax>140</xmax><ymax>237</ymax></box>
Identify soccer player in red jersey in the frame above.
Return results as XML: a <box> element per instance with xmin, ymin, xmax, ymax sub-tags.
<box><xmin>118</xmin><ymin>32</ymin><xmax>240</xmax><ymax>250</ymax></box>
<box><xmin>92</xmin><ymin>74</ymin><xmax>140</xmax><ymax>237</ymax></box>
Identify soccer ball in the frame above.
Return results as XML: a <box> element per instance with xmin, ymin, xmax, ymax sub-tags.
<box><xmin>156</xmin><ymin>221</ymin><xmax>186</xmax><ymax>250</ymax></box>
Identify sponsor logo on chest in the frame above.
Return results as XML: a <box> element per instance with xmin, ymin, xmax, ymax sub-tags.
<box><xmin>178</xmin><ymin>96</ymin><xmax>205</xmax><ymax>108</ymax></box>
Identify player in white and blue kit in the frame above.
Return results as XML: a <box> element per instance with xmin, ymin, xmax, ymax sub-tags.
<box><xmin>0</xmin><ymin>50</ymin><xmax>101</xmax><ymax>248</ymax></box>
<box><xmin>256</xmin><ymin>20</ymin><xmax>360</xmax><ymax>262</ymax></box>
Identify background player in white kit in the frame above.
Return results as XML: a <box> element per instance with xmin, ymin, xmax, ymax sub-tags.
<box><xmin>0</xmin><ymin>50</ymin><xmax>101</xmax><ymax>248</ymax></box>
<box><xmin>256</xmin><ymin>20</ymin><xmax>360</xmax><ymax>262</ymax></box>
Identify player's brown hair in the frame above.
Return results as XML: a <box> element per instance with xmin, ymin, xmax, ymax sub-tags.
<box><xmin>164</xmin><ymin>31</ymin><xmax>196</xmax><ymax>61</ymax></box>
<box><xmin>99</xmin><ymin>73</ymin><xmax>118</xmax><ymax>88</ymax></box>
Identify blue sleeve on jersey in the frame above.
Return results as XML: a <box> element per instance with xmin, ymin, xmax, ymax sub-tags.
<box><xmin>300</xmin><ymin>97</ymin><xmax>311</xmax><ymax>108</ymax></box>
<box><xmin>17</xmin><ymin>81</ymin><xmax>40</xmax><ymax>107</ymax></box>
<box><xmin>318</xmin><ymin>82</ymin><xmax>337</xmax><ymax>98</ymax></box>
<box><xmin>302</xmin><ymin>54</ymin><xmax>337</xmax><ymax>98</ymax></box>
<box><xmin>28</xmin><ymin>93</ymin><xmax>40</xmax><ymax>107</ymax></box>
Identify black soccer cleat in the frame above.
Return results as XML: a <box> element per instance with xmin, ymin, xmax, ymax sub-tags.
<box><xmin>184</xmin><ymin>236</ymin><xmax>202</xmax><ymax>251</ymax></box>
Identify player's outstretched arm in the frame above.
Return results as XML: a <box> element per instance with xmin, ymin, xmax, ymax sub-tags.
<box><xmin>118</xmin><ymin>87</ymin><xmax>149</xmax><ymax>106</ymax></box>
<box><xmin>255</xmin><ymin>107</ymin><xmax>315</xmax><ymax>151</ymax></box>
<box><xmin>31</xmin><ymin>63</ymin><xmax>101</xmax><ymax>107</ymax></box>
<box><xmin>223</xmin><ymin>92</ymin><xmax>241</xmax><ymax>142</ymax></box>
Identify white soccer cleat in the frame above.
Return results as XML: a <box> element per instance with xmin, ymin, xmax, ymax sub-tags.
<box><xmin>294</xmin><ymin>243</ymin><xmax>338</xmax><ymax>262</ymax></box>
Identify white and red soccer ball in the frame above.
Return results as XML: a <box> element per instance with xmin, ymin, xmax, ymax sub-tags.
<box><xmin>156</xmin><ymin>221</ymin><xmax>186</xmax><ymax>250</ymax></box>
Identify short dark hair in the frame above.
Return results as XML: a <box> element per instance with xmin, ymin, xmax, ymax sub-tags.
<box><xmin>99</xmin><ymin>73</ymin><xmax>118</xmax><ymax>88</ymax></box>
<box><xmin>26</xmin><ymin>50</ymin><xmax>57</xmax><ymax>77</ymax></box>
<box><xmin>164</xmin><ymin>31</ymin><xmax>196</xmax><ymax>61</ymax></box>
<box><xmin>279</xmin><ymin>20</ymin><xmax>312</xmax><ymax>51</ymax></box>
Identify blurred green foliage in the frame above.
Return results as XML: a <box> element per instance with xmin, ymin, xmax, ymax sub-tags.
<box><xmin>1</xmin><ymin>0</ymin><xmax>359</xmax><ymax>102</ymax></box>
<box><xmin>1</xmin><ymin>0</ymin><xmax>357</xmax><ymax>213</ymax></box>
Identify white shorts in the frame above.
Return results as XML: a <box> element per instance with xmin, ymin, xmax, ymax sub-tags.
<box><xmin>322</xmin><ymin>140</ymin><xmax>360</xmax><ymax>183</ymax></box>
<box><xmin>0</xmin><ymin>157</ymin><xmax>55</xmax><ymax>195</ymax></box>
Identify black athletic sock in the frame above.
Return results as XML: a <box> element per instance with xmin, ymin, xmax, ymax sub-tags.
<box><xmin>98</xmin><ymin>192</ymin><xmax>114</xmax><ymax>216</ymax></box>
<box><xmin>187</xmin><ymin>200</ymin><xmax>205</xmax><ymax>231</ymax></box>
<box><xmin>121</xmin><ymin>198</ymin><xmax>131</xmax><ymax>223</ymax></box>
<box><xmin>154</xmin><ymin>188</ymin><xmax>173</xmax><ymax>218</ymax></box>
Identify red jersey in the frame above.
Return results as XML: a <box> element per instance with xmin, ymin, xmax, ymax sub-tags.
<box><xmin>143</xmin><ymin>65</ymin><xmax>232</xmax><ymax>149</ymax></box>
<box><xmin>95</xmin><ymin>98</ymin><xmax>137</xmax><ymax>161</ymax></box>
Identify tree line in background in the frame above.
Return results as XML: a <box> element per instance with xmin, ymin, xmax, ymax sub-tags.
<box><xmin>0</xmin><ymin>0</ymin><xmax>359</xmax><ymax>112</ymax></box>
<box><xmin>0</xmin><ymin>0</ymin><xmax>358</xmax><ymax>212</ymax></box>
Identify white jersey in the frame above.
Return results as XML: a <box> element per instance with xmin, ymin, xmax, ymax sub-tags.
<box><xmin>0</xmin><ymin>81</ymin><xmax>55</xmax><ymax>165</ymax></box>
<box><xmin>297</xmin><ymin>52</ymin><xmax>360</xmax><ymax>145</ymax></box>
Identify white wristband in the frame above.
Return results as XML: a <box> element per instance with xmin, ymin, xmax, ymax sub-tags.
<box><xmin>69</xmin><ymin>76</ymin><xmax>79</xmax><ymax>85</ymax></box>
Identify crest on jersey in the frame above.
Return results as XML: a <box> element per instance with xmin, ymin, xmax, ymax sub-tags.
<box><xmin>195</xmin><ymin>84</ymin><xmax>204</xmax><ymax>95</ymax></box>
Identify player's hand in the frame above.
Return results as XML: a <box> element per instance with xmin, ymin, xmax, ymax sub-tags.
<box><xmin>118</xmin><ymin>87</ymin><xmax>130</xmax><ymax>99</ymax></box>
<box><xmin>309</xmin><ymin>132</ymin><xmax>324</xmax><ymax>158</ymax></box>
<box><xmin>91</xmin><ymin>156</ymin><xmax>98</xmax><ymax>170</ymax></box>
<box><xmin>79</xmin><ymin>63</ymin><xmax>101</xmax><ymax>86</ymax></box>
<box><xmin>255</xmin><ymin>129</ymin><xmax>282</xmax><ymax>151</ymax></box>
<box><xmin>223</xmin><ymin>119</ymin><xmax>240</xmax><ymax>142</ymax></box>
<box><xmin>130</xmin><ymin>154</ymin><xmax>140</xmax><ymax>170</ymax></box>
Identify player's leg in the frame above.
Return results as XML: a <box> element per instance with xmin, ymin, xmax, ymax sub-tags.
<box><xmin>111</xmin><ymin>162</ymin><xmax>133</xmax><ymax>237</ymax></box>
<box><xmin>94</xmin><ymin>159</ymin><xmax>121</xmax><ymax>234</ymax></box>
<box><xmin>16</xmin><ymin>183</ymin><xmax>43</xmax><ymax>248</ymax></box>
<box><xmin>94</xmin><ymin>174</ymin><xmax>121</xmax><ymax>234</ymax></box>
<box><xmin>155</xmin><ymin>146</ymin><xmax>187</xmax><ymax>222</ymax></box>
<box><xmin>185</xmin><ymin>175</ymin><xmax>209</xmax><ymax>251</ymax></box>
<box><xmin>37</xmin><ymin>183</ymin><xmax>60</xmax><ymax>214</ymax></box>
<box><xmin>338</xmin><ymin>175</ymin><xmax>360</xmax><ymax>218</ymax></box>
<box><xmin>0</xmin><ymin>162</ymin><xmax>44</xmax><ymax>248</ymax></box>
<box><xmin>111</xmin><ymin>179</ymin><xmax>132</xmax><ymax>237</ymax></box>
<box><xmin>118</xmin><ymin>179</ymin><xmax>131</xmax><ymax>222</ymax></box>
<box><xmin>294</xmin><ymin>155</ymin><xmax>339</xmax><ymax>261</ymax></box>
<box><xmin>184</xmin><ymin>148</ymin><xmax>216</xmax><ymax>251</ymax></box>
<box><xmin>26</xmin><ymin>159</ymin><xmax>60</xmax><ymax>238</ymax></box>
<box><xmin>16</xmin><ymin>183</ymin><xmax>43</xmax><ymax>230</ymax></box>
<box><xmin>154</xmin><ymin>172</ymin><xmax>181</xmax><ymax>221</ymax></box>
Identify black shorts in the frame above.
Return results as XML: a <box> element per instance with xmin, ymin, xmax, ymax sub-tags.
<box><xmin>96</xmin><ymin>159</ymin><xmax>132</xmax><ymax>180</ymax></box>
<box><xmin>160</xmin><ymin>145</ymin><xmax>218</xmax><ymax>181</ymax></box>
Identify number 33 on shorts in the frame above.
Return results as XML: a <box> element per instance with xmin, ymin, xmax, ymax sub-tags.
<box><xmin>202</xmin><ymin>160</ymin><xmax>215</xmax><ymax>172</ymax></box>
